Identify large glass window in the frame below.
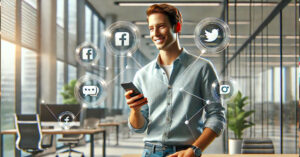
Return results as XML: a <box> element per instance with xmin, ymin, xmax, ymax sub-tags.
<box><xmin>1</xmin><ymin>40</ymin><xmax>16</xmax><ymax>156</ymax></box>
<box><xmin>85</xmin><ymin>5</ymin><xmax>92</xmax><ymax>42</ymax></box>
<box><xmin>68</xmin><ymin>64</ymin><xmax>77</xmax><ymax>82</ymax></box>
<box><xmin>21</xmin><ymin>48</ymin><xmax>37</xmax><ymax>114</ymax></box>
<box><xmin>56</xmin><ymin>61</ymin><xmax>64</xmax><ymax>104</ymax></box>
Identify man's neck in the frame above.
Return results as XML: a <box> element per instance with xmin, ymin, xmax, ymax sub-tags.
<box><xmin>159</xmin><ymin>41</ymin><xmax>182</xmax><ymax>66</ymax></box>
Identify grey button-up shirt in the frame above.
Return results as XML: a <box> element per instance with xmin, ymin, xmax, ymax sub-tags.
<box><xmin>128</xmin><ymin>49</ymin><xmax>226</xmax><ymax>145</ymax></box>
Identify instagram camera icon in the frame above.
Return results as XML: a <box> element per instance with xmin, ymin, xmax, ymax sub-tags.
<box><xmin>220</xmin><ymin>85</ymin><xmax>230</xmax><ymax>95</ymax></box>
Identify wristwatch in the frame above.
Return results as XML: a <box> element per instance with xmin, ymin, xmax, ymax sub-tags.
<box><xmin>190</xmin><ymin>145</ymin><xmax>202</xmax><ymax>157</ymax></box>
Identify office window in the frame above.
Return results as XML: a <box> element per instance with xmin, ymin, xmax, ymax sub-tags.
<box><xmin>1</xmin><ymin>0</ymin><xmax>16</xmax><ymax>41</ymax></box>
<box><xmin>1</xmin><ymin>40</ymin><xmax>16</xmax><ymax>156</ymax></box>
<box><xmin>85</xmin><ymin>5</ymin><xmax>92</xmax><ymax>42</ymax></box>
<box><xmin>57</xmin><ymin>61</ymin><xmax>64</xmax><ymax>104</ymax></box>
<box><xmin>21</xmin><ymin>0</ymin><xmax>38</xmax><ymax>50</ymax></box>
<box><xmin>57</xmin><ymin>0</ymin><xmax>65</xmax><ymax>60</ymax></box>
<box><xmin>68</xmin><ymin>0</ymin><xmax>77</xmax><ymax>65</ymax></box>
<box><xmin>68</xmin><ymin>64</ymin><xmax>77</xmax><ymax>82</ymax></box>
<box><xmin>21</xmin><ymin>48</ymin><xmax>37</xmax><ymax>114</ymax></box>
<box><xmin>93</xmin><ymin>14</ymin><xmax>98</xmax><ymax>46</ymax></box>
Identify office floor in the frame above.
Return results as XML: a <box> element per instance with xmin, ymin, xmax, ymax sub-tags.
<box><xmin>45</xmin><ymin>128</ymin><xmax>223</xmax><ymax>157</ymax></box>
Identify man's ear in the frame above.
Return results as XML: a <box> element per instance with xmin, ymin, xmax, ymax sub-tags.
<box><xmin>175</xmin><ymin>22</ymin><xmax>182</xmax><ymax>33</ymax></box>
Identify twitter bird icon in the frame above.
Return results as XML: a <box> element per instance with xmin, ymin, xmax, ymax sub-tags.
<box><xmin>204</xmin><ymin>29</ymin><xmax>219</xmax><ymax>42</ymax></box>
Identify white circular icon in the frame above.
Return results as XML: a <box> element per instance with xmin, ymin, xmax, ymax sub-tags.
<box><xmin>194</xmin><ymin>17</ymin><xmax>230</xmax><ymax>53</ymax></box>
<box><xmin>75</xmin><ymin>42</ymin><xmax>101</xmax><ymax>67</ymax></box>
<box><xmin>105</xmin><ymin>21</ymin><xmax>140</xmax><ymax>56</ymax></box>
<box><xmin>58</xmin><ymin>111</ymin><xmax>76</xmax><ymax>130</ymax></box>
<box><xmin>211</xmin><ymin>79</ymin><xmax>235</xmax><ymax>101</ymax></box>
<box><xmin>74</xmin><ymin>75</ymin><xmax>107</xmax><ymax>107</ymax></box>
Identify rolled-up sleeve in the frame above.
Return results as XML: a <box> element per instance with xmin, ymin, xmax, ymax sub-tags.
<box><xmin>127</xmin><ymin>71</ymin><xmax>149</xmax><ymax>133</ymax></box>
<box><xmin>201</xmin><ymin>61</ymin><xmax>226</xmax><ymax>136</ymax></box>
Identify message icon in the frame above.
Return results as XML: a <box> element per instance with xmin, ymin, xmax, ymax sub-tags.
<box><xmin>115</xmin><ymin>32</ymin><xmax>129</xmax><ymax>46</ymax></box>
<box><xmin>82</xmin><ymin>85</ymin><xmax>99</xmax><ymax>96</ymax></box>
<box><xmin>220</xmin><ymin>85</ymin><xmax>230</xmax><ymax>95</ymax></box>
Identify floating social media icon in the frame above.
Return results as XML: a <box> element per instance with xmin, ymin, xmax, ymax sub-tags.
<box><xmin>195</xmin><ymin>17</ymin><xmax>230</xmax><ymax>54</ymax></box>
<box><xmin>115</xmin><ymin>32</ymin><xmax>130</xmax><ymax>46</ymax></box>
<box><xmin>58</xmin><ymin>111</ymin><xmax>75</xmax><ymax>130</ymax></box>
<box><xmin>82</xmin><ymin>48</ymin><xmax>94</xmax><ymax>61</ymax></box>
<box><xmin>211</xmin><ymin>79</ymin><xmax>235</xmax><ymax>101</ymax></box>
<box><xmin>205</xmin><ymin>29</ymin><xmax>219</xmax><ymax>42</ymax></box>
<box><xmin>74</xmin><ymin>75</ymin><xmax>107</xmax><ymax>107</ymax></box>
<box><xmin>220</xmin><ymin>85</ymin><xmax>230</xmax><ymax>95</ymax></box>
<box><xmin>82</xmin><ymin>85</ymin><xmax>99</xmax><ymax>96</ymax></box>
<box><xmin>105</xmin><ymin>21</ymin><xmax>140</xmax><ymax>56</ymax></box>
<box><xmin>75</xmin><ymin>42</ymin><xmax>101</xmax><ymax>67</ymax></box>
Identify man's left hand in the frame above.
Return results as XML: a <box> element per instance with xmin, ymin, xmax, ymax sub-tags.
<box><xmin>167</xmin><ymin>148</ymin><xmax>199</xmax><ymax>157</ymax></box>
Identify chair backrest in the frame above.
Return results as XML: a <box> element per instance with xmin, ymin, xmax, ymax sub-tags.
<box><xmin>241</xmin><ymin>138</ymin><xmax>274</xmax><ymax>154</ymax></box>
<box><xmin>15</xmin><ymin>114</ymin><xmax>43</xmax><ymax>152</ymax></box>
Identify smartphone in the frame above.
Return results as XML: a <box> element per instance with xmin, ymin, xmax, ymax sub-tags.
<box><xmin>121</xmin><ymin>82</ymin><xmax>144</xmax><ymax>101</ymax></box>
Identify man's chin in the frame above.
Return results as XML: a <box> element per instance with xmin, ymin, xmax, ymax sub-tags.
<box><xmin>155</xmin><ymin>44</ymin><xmax>164</xmax><ymax>50</ymax></box>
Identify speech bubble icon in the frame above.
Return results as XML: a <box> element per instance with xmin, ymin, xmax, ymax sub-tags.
<box><xmin>82</xmin><ymin>85</ymin><xmax>99</xmax><ymax>96</ymax></box>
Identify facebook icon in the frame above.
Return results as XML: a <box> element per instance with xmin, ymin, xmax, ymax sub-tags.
<box><xmin>115</xmin><ymin>32</ymin><xmax>129</xmax><ymax>46</ymax></box>
<box><xmin>82</xmin><ymin>48</ymin><xmax>94</xmax><ymax>61</ymax></box>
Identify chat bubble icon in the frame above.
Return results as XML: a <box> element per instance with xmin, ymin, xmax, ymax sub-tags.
<box><xmin>82</xmin><ymin>85</ymin><xmax>99</xmax><ymax>96</ymax></box>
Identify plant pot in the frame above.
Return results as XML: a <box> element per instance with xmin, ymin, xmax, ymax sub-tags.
<box><xmin>228</xmin><ymin>139</ymin><xmax>242</xmax><ymax>154</ymax></box>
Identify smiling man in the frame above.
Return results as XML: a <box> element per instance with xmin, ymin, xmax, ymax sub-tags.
<box><xmin>125</xmin><ymin>3</ymin><xmax>226</xmax><ymax>157</ymax></box>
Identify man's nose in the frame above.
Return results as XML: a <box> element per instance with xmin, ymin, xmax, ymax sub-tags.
<box><xmin>153</xmin><ymin>28</ymin><xmax>160</xmax><ymax>36</ymax></box>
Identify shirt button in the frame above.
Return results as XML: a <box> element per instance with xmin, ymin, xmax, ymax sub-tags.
<box><xmin>168</xmin><ymin>85</ymin><xmax>172</xmax><ymax>89</ymax></box>
<box><xmin>167</xmin><ymin>117</ymin><xmax>171</xmax><ymax>122</ymax></box>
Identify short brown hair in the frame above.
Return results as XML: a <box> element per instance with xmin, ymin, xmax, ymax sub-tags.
<box><xmin>146</xmin><ymin>3</ymin><xmax>183</xmax><ymax>27</ymax></box>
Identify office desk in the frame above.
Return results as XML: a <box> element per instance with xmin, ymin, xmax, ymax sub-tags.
<box><xmin>1</xmin><ymin>128</ymin><xmax>106</xmax><ymax>157</ymax></box>
<box><xmin>98</xmin><ymin>121</ymin><xmax>127</xmax><ymax>145</ymax></box>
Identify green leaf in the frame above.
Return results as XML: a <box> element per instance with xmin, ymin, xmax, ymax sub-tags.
<box><xmin>226</xmin><ymin>90</ymin><xmax>254</xmax><ymax>139</ymax></box>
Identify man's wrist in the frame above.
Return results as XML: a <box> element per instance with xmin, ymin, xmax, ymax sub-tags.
<box><xmin>190</xmin><ymin>145</ymin><xmax>202</xmax><ymax>157</ymax></box>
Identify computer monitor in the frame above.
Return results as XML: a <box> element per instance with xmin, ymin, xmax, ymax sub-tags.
<box><xmin>83</xmin><ymin>108</ymin><xmax>106</xmax><ymax>119</ymax></box>
<box><xmin>40</xmin><ymin>104</ymin><xmax>82</xmax><ymax>122</ymax></box>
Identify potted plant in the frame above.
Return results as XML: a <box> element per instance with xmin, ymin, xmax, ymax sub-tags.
<box><xmin>60</xmin><ymin>79</ymin><xmax>79</xmax><ymax>104</ymax></box>
<box><xmin>227</xmin><ymin>91</ymin><xmax>254</xmax><ymax>154</ymax></box>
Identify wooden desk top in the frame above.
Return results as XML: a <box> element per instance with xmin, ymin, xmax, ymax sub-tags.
<box><xmin>98</xmin><ymin>120</ymin><xmax>127</xmax><ymax>127</ymax></box>
<box><xmin>1</xmin><ymin>128</ymin><xmax>105</xmax><ymax>135</ymax></box>
<box><xmin>98</xmin><ymin>123</ymin><xmax>120</xmax><ymax>126</ymax></box>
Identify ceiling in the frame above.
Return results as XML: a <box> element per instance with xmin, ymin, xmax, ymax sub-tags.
<box><xmin>87</xmin><ymin>0</ymin><xmax>299</xmax><ymax>71</ymax></box>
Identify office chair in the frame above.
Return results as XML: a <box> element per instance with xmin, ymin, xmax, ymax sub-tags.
<box><xmin>15</xmin><ymin>114</ymin><xmax>50</xmax><ymax>156</ymax></box>
<box><xmin>241</xmin><ymin>138</ymin><xmax>275</xmax><ymax>154</ymax></box>
<box><xmin>56</xmin><ymin>126</ymin><xmax>85</xmax><ymax>157</ymax></box>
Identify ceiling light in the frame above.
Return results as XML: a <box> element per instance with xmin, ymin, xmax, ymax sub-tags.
<box><xmin>115</xmin><ymin>1</ymin><xmax>221</xmax><ymax>7</ymax></box>
<box><xmin>228</xmin><ymin>2</ymin><xmax>277</xmax><ymax>7</ymax></box>
<box><xmin>228</xmin><ymin>21</ymin><xmax>250</xmax><ymax>25</ymax></box>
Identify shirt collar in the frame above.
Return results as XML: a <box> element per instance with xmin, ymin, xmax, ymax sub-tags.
<box><xmin>155</xmin><ymin>48</ymin><xmax>187</xmax><ymax>69</ymax></box>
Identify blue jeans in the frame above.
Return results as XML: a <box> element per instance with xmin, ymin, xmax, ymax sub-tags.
<box><xmin>142</xmin><ymin>143</ymin><xmax>190</xmax><ymax>157</ymax></box>
<box><xmin>142</xmin><ymin>147</ymin><xmax>176</xmax><ymax>157</ymax></box>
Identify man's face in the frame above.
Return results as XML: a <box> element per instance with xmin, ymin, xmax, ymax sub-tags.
<box><xmin>148</xmin><ymin>13</ymin><xmax>176</xmax><ymax>50</ymax></box>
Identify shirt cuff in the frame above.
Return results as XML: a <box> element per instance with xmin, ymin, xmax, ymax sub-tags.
<box><xmin>204</xmin><ymin>117</ymin><xmax>226</xmax><ymax>136</ymax></box>
<box><xmin>128</xmin><ymin>117</ymin><xmax>148</xmax><ymax>133</ymax></box>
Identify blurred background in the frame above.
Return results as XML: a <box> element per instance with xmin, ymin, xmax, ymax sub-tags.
<box><xmin>0</xmin><ymin>0</ymin><xmax>299</xmax><ymax>156</ymax></box>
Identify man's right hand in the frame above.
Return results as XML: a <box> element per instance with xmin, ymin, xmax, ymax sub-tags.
<box><xmin>125</xmin><ymin>90</ymin><xmax>148</xmax><ymax>112</ymax></box>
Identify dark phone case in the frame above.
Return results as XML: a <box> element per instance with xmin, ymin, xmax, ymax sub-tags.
<box><xmin>121</xmin><ymin>82</ymin><xmax>144</xmax><ymax>101</ymax></box>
